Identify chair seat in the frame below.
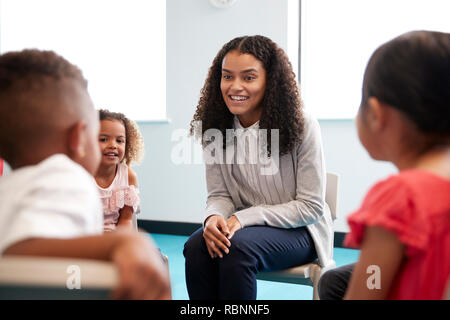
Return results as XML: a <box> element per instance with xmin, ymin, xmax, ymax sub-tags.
<box><xmin>256</xmin><ymin>262</ymin><xmax>320</xmax><ymax>286</ymax></box>
<box><xmin>256</xmin><ymin>173</ymin><xmax>339</xmax><ymax>300</ymax></box>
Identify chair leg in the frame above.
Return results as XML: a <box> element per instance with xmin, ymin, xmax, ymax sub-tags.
<box><xmin>312</xmin><ymin>267</ymin><xmax>322</xmax><ymax>300</ymax></box>
<box><xmin>312</xmin><ymin>281</ymin><xmax>320</xmax><ymax>300</ymax></box>
<box><xmin>310</xmin><ymin>264</ymin><xmax>322</xmax><ymax>300</ymax></box>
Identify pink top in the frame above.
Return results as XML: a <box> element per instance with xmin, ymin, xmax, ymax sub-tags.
<box><xmin>96</xmin><ymin>163</ymin><xmax>140</xmax><ymax>232</ymax></box>
<box><xmin>345</xmin><ymin>170</ymin><xmax>450</xmax><ymax>300</ymax></box>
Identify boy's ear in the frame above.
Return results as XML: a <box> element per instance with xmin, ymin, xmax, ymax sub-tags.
<box><xmin>68</xmin><ymin>121</ymin><xmax>87</xmax><ymax>159</ymax></box>
<box><xmin>366</xmin><ymin>97</ymin><xmax>387</xmax><ymax>132</ymax></box>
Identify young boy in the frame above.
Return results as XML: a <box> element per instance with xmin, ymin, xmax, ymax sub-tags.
<box><xmin>0</xmin><ymin>49</ymin><xmax>170</xmax><ymax>300</ymax></box>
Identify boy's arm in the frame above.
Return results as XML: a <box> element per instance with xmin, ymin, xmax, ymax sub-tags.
<box><xmin>3</xmin><ymin>232</ymin><xmax>127</xmax><ymax>260</ymax></box>
<box><xmin>344</xmin><ymin>226</ymin><xmax>404</xmax><ymax>300</ymax></box>
<box><xmin>3</xmin><ymin>230</ymin><xmax>171</xmax><ymax>300</ymax></box>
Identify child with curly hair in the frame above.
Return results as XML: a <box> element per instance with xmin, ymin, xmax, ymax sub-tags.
<box><xmin>0</xmin><ymin>49</ymin><xmax>170</xmax><ymax>299</ymax></box>
<box><xmin>319</xmin><ymin>30</ymin><xmax>450</xmax><ymax>300</ymax></box>
<box><xmin>94</xmin><ymin>109</ymin><xmax>144</xmax><ymax>232</ymax></box>
<box><xmin>183</xmin><ymin>35</ymin><xmax>334</xmax><ymax>299</ymax></box>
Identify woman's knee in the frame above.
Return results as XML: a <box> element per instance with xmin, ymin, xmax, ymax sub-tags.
<box><xmin>183</xmin><ymin>227</ymin><xmax>204</xmax><ymax>258</ymax></box>
<box><xmin>220</xmin><ymin>232</ymin><xmax>258</xmax><ymax>268</ymax></box>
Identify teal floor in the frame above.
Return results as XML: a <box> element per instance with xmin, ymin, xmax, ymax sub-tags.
<box><xmin>149</xmin><ymin>233</ymin><xmax>360</xmax><ymax>300</ymax></box>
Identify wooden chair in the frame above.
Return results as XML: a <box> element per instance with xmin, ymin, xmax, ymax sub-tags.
<box><xmin>256</xmin><ymin>172</ymin><xmax>339</xmax><ymax>300</ymax></box>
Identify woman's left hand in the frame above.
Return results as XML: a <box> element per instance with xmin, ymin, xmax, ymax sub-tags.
<box><xmin>226</xmin><ymin>216</ymin><xmax>242</xmax><ymax>239</ymax></box>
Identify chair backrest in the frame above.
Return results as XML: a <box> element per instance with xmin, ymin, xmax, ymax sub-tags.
<box><xmin>132</xmin><ymin>213</ymin><xmax>138</xmax><ymax>230</ymax></box>
<box><xmin>325</xmin><ymin>172</ymin><xmax>339</xmax><ymax>220</ymax></box>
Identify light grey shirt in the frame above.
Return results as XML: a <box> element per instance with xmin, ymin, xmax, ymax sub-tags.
<box><xmin>204</xmin><ymin>112</ymin><xmax>334</xmax><ymax>267</ymax></box>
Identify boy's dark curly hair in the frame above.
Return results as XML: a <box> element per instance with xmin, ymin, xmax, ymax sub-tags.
<box><xmin>98</xmin><ymin>109</ymin><xmax>144</xmax><ymax>166</ymax></box>
<box><xmin>190</xmin><ymin>35</ymin><xmax>304</xmax><ymax>156</ymax></box>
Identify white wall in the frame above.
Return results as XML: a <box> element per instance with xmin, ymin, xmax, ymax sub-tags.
<box><xmin>319</xmin><ymin>120</ymin><xmax>396</xmax><ymax>232</ymax></box>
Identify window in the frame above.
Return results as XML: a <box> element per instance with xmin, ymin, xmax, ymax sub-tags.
<box><xmin>298</xmin><ymin>0</ymin><xmax>450</xmax><ymax>119</ymax></box>
<box><xmin>0</xmin><ymin>0</ymin><xmax>166</xmax><ymax>121</ymax></box>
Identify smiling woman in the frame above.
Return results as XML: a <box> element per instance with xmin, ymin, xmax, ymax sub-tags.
<box><xmin>184</xmin><ymin>35</ymin><xmax>333</xmax><ymax>300</ymax></box>
<box><xmin>191</xmin><ymin>35</ymin><xmax>304</xmax><ymax>157</ymax></box>
<box><xmin>220</xmin><ymin>50</ymin><xmax>267</xmax><ymax>128</ymax></box>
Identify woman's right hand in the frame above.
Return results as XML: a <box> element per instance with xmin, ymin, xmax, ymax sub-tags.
<box><xmin>203</xmin><ymin>215</ymin><xmax>231</xmax><ymax>259</ymax></box>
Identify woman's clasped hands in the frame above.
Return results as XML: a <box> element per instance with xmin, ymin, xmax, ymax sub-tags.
<box><xmin>203</xmin><ymin>215</ymin><xmax>242</xmax><ymax>259</ymax></box>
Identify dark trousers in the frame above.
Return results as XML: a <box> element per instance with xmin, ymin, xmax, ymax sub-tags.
<box><xmin>318</xmin><ymin>263</ymin><xmax>355</xmax><ymax>300</ymax></box>
<box><xmin>183</xmin><ymin>226</ymin><xmax>317</xmax><ymax>300</ymax></box>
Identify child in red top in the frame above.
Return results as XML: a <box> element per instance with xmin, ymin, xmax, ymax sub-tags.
<box><xmin>345</xmin><ymin>171</ymin><xmax>450</xmax><ymax>299</ymax></box>
<box><xmin>321</xmin><ymin>31</ymin><xmax>450</xmax><ymax>300</ymax></box>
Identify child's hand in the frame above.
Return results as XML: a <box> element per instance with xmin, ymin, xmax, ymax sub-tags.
<box><xmin>111</xmin><ymin>232</ymin><xmax>171</xmax><ymax>300</ymax></box>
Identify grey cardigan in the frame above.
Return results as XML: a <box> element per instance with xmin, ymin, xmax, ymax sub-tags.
<box><xmin>204</xmin><ymin>113</ymin><xmax>334</xmax><ymax>268</ymax></box>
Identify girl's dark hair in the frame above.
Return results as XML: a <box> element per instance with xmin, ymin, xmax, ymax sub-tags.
<box><xmin>98</xmin><ymin>109</ymin><xmax>144</xmax><ymax>165</ymax></box>
<box><xmin>361</xmin><ymin>30</ymin><xmax>450</xmax><ymax>142</ymax></box>
<box><xmin>190</xmin><ymin>35</ymin><xmax>304</xmax><ymax>156</ymax></box>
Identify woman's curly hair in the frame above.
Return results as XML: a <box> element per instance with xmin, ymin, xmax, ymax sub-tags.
<box><xmin>98</xmin><ymin>109</ymin><xmax>144</xmax><ymax>166</ymax></box>
<box><xmin>190</xmin><ymin>35</ymin><xmax>304</xmax><ymax>156</ymax></box>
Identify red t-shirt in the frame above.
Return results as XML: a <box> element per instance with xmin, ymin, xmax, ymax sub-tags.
<box><xmin>344</xmin><ymin>170</ymin><xmax>450</xmax><ymax>300</ymax></box>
